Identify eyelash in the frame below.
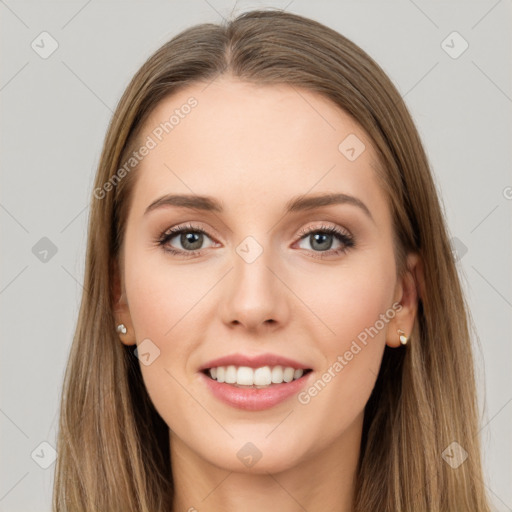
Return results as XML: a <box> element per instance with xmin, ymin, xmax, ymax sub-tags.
<box><xmin>155</xmin><ymin>222</ymin><xmax>355</xmax><ymax>260</ymax></box>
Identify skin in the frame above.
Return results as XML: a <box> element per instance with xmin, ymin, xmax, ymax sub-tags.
<box><xmin>113</xmin><ymin>77</ymin><xmax>419</xmax><ymax>512</ymax></box>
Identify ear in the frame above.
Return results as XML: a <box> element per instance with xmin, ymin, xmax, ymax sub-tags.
<box><xmin>386</xmin><ymin>252</ymin><xmax>422</xmax><ymax>348</ymax></box>
<box><xmin>112</xmin><ymin>257</ymin><xmax>137</xmax><ymax>346</ymax></box>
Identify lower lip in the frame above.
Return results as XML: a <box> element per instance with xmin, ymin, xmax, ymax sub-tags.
<box><xmin>200</xmin><ymin>371</ymin><xmax>313</xmax><ymax>411</ymax></box>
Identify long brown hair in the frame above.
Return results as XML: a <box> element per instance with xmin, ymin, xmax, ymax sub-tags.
<box><xmin>53</xmin><ymin>9</ymin><xmax>491</xmax><ymax>511</ymax></box>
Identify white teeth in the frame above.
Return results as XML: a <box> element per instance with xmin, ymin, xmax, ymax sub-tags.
<box><xmin>225</xmin><ymin>365</ymin><xmax>237</xmax><ymax>384</ymax></box>
<box><xmin>254</xmin><ymin>366</ymin><xmax>272</xmax><ymax>386</ymax></box>
<box><xmin>283</xmin><ymin>367</ymin><xmax>295</xmax><ymax>382</ymax></box>
<box><xmin>271</xmin><ymin>365</ymin><xmax>284</xmax><ymax>383</ymax></box>
<box><xmin>207</xmin><ymin>365</ymin><xmax>306</xmax><ymax>386</ymax></box>
<box><xmin>237</xmin><ymin>366</ymin><xmax>254</xmax><ymax>385</ymax></box>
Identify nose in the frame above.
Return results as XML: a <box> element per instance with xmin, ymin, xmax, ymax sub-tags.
<box><xmin>219</xmin><ymin>242</ymin><xmax>290</xmax><ymax>333</ymax></box>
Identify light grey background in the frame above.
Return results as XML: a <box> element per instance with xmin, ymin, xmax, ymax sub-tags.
<box><xmin>1</xmin><ymin>1</ymin><xmax>511</xmax><ymax>510</ymax></box>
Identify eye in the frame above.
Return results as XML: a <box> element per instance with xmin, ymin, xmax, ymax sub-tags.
<box><xmin>155</xmin><ymin>222</ymin><xmax>355</xmax><ymax>259</ymax></box>
<box><xmin>295</xmin><ymin>224</ymin><xmax>354</xmax><ymax>259</ymax></box>
<box><xmin>156</xmin><ymin>223</ymin><xmax>217</xmax><ymax>257</ymax></box>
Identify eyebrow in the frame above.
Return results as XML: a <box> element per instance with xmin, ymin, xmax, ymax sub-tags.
<box><xmin>144</xmin><ymin>192</ymin><xmax>373</xmax><ymax>220</ymax></box>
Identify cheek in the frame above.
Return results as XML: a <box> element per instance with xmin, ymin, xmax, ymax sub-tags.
<box><xmin>123</xmin><ymin>250</ymin><xmax>211</xmax><ymax>431</ymax></box>
<box><xmin>293</xmin><ymin>254</ymin><xmax>397</xmax><ymax>350</ymax></box>
<box><xmin>124</xmin><ymin>247</ymin><xmax>212</xmax><ymax>343</ymax></box>
<box><xmin>291</xmin><ymin>251</ymin><xmax>396</xmax><ymax>425</ymax></box>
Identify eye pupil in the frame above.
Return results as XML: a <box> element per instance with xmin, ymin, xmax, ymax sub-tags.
<box><xmin>181</xmin><ymin>232</ymin><xmax>203</xmax><ymax>250</ymax></box>
<box><xmin>311</xmin><ymin>232</ymin><xmax>333</xmax><ymax>251</ymax></box>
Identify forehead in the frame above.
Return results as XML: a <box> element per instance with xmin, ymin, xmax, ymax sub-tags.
<box><xmin>129</xmin><ymin>77</ymin><xmax>386</xmax><ymax>218</ymax></box>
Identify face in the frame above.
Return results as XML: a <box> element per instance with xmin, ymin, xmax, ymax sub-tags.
<box><xmin>114</xmin><ymin>77</ymin><xmax>416</xmax><ymax>474</ymax></box>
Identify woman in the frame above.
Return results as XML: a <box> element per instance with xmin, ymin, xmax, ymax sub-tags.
<box><xmin>53</xmin><ymin>9</ymin><xmax>491</xmax><ymax>511</ymax></box>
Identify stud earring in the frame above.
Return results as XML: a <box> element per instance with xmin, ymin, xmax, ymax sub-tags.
<box><xmin>397</xmin><ymin>329</ymin><xmax>408</xmax><ymax>345</ymax></box>
<box><xmin>116</xmin><ymin>324</ymin><xmax>127</xmax><ymax>335</ymax></box>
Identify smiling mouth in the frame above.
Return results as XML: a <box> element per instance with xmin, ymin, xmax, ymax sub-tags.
<box><xmin>201</xmin><ymin>366</ymin><xmax>313</xmax><ymax>389</ymax></box>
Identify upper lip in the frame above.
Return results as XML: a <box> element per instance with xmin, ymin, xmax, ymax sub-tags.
<box><xmin>199</xmin><ymin>353</ymin><xmax>312</xmax><ymax>372</ymax></box>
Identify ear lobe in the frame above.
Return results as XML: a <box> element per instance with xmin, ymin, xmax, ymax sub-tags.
<box><xmin>386</xmin><ymin>253</ymin><xmax>421</xmax><ymax>348</ymax></box>
<box><xmin>111</xmin><ymin>258</ymin><xmax>136</xmax><ymax>346</ymax></box>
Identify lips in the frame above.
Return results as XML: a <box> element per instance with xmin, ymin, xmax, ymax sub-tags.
<box><xmin>198</xmin><ymin>352</ymin><xmax>314</xmax><ymax>410</ymax></box>
<box><xmin>198</xmin><ymin>352</ymin><xmax>312</xmax><ymax>372</ymax></box>
<box><xmin>199</xmin><ymin>369</ymin><xmax>314</xmax><ymax>411</ymax></box>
